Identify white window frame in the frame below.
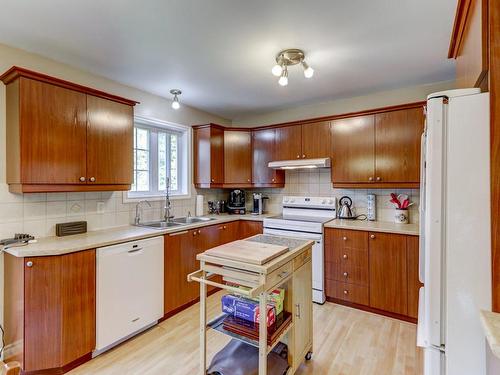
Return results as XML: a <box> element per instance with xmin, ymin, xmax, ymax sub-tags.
<box><xmin>123</xmin><ymin>115</ymin><xmax>192</xmax><ymax>203</ymax></box>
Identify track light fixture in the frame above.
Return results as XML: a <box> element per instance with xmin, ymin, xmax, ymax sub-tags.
<box><xmin>170</xmin><ymin>89</ymin><xmax>182</xmax><ymax>109</ymax></box>
<box><xmin>272</xmin><ymin>49</ymin><xmax>314</xmax><ymax>86</ymax></box>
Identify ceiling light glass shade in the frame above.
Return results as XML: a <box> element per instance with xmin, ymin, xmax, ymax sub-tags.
<box><xmin>278</xmin><ymin>68</ymin><xmax>288</xmax><ymax>86</ymax></box>
<box><xmin>271</xmin><ymin>64</ymin><xmax>283</xmax><ymax>77</ymax></box>
<box><xmin>171</xmin><ymin>96</ymin><xmax>180</xmax><ymax>109</ymax></box>
<box><xmin>302</xmin><ymin>61</ymin><xmax>314</xmax><ymax>78</ymax></box>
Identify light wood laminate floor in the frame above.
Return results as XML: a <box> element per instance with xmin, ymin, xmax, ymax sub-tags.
<box><xmin>69</xmin><ymin>291</ymin><xmax>423</xmax><ymax>375</ymax></box>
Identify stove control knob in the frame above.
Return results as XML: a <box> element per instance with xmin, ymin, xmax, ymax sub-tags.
<box><xmin>322</xmin><ymin>199</ymin><xmax>327</xmax><ymax>204</ymax></box>
<box><xmin>290</xmin><ymin>199</ymin><xmax>295</xmax><ymax>203</ymax></box>
<box><xmin>328</xmin><ymin>199</ymin><xmax>334</xmax><ymax>205</ymax></box>
<box><xmin>284</xmin><ymin>198</ymin><xmax>289</xmax><ymax>203</ymax></box>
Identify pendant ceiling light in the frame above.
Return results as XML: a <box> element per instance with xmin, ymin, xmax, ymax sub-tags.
<box><xmin>170</xmin><ymin>89</ymin><xmax>182</xmax><ymax>109</ymax></box>
<box><xmin>271</xmin><ymin>49</ymin><xmax>314</xmax><ymax>86</ymax></box>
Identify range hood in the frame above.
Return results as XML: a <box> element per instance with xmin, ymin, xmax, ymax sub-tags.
<box><xmin>268</xmin><ymin>157</ymin><xmax>331</xmax><ymax>170</ymax></box>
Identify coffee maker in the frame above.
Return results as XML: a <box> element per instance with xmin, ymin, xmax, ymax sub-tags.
<box><xmin>227</xmin><ymin>189</ymin><xmax>246</xmax><ymax>214</ymax></box>
<box><xmin>252</xmin><ymin>193</ymin><xmax>268</xmax><ymax>215</ymax></box>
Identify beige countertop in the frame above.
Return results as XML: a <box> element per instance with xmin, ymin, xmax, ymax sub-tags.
<box><xmin>324</xmin><ymin>219</ymin><xmax>419</xmax><ymax>236</ymax></box>
<box><xmin>480</xmin><ymin>310</ymin><xmax>500</xmax><ymax>359</ymax></box>
<box><xmin>1</xmin><ymin>213</ymin><xmax>273</xmax><ymax>258</ymax></box>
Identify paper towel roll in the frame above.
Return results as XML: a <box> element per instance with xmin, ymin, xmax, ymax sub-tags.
<box><xmin>196</xmin><ymin>195</ymin><xmax>204</xmax><ymax>216</ymax></box>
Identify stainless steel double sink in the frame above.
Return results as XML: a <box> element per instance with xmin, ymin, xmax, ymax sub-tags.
<box><xmin>136</xmin><ymin>216</ymin><xmax>216</xmax><ymax>229</ymax></box>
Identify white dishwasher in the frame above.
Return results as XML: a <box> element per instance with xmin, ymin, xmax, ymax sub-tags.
<box><xmin>96</xmin><ymin>236</ymin><xmax>164</xmax><ymax>352</ymax></box>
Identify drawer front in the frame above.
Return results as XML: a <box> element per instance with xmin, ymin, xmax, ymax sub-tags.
<box><xmin>326</xmin><ymin>280</ymin><xmax>369</xmax><ymax>305</ymax></box>
<box><xmin>333</xmin><ymin>229</ymin><xmax>368</xmax><ymax>252</ymax></box>
<box><xmin>338</xmin><ymin>248</ymin><xmax>369</xmax><ymax>269</ymax></box>
<box><xmin>266</xmin><ymin>262</ymin><xmax>292</xmax><ymax>289</ymax></box>
<box><xmin>293</xmin><ymin>247</ymin><xmax>312</xmax><ymax>270</ymax></box>
<box><xmin>337</xmin><ymin>264</ymin><xmax>369</xmax><ymax>286</ymax></box>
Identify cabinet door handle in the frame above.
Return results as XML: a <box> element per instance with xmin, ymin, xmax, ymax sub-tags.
<box><xmin>247</xmin><ymin>179</ymin><xmax>251</xmax><ymax>182</ymax></box>
<box><xmin>343</xmin><ymin>272</ymin><xmax>348</xmax><ymax>277</ymax></box>
<box><xmin>79</xmin><ymin>176</ymin><xmax>86</xmax><ymax>182</ymax></box>
<box><xmin>211</xmin><ymin>178</ymin><xmax>215</xmax><ymax>182</ymax></box>
<box><xmin>295</xmin><ymin>303</ymin><xmax>301</xmax><ymax>318</ymax></box>
<box><xmin>343</xmin><ymin>290</ymin><xmax>349</xmax><ymax>295</ymax></box>
<box><xmin>342</xmin><ymin>236</ymin><xmax>347</xmax><ymax>241</ymax></box>
<box><xmin>26</xmin><ymin>261</ymin><xmax>33</xmax><ymax>268</ymax></box>
<box><xmin>376</xmin><ymin>177</ymin><xmax>381</xmax><ymax>181</ymax></box>
<box><xmin>89</xmin><ymin>177</ymin><xmax>96</xmax><ymax>182</ymax></box>
<box><xmin>296</xmin><ymin>154</ymin><xmax>300</xmax><ymax>159</ymax></box>
<box><xmin>368</xmin><ymin>177</ymin><xmax>373</xmax><ymax>181</ymax></box>
<box><xmin>370</xmin><ymin>234</ymin><xmax>376</xmax><ymax>239</ymax></box>
<box><xmin>272</xmin><ymin>178</ymin><xmax>275</xmax><ymax>182</ymax></box>
<box><xmin>193</xmin><ymin>231</ymin><xmax>197</xmax><ymax>236</ymax></box>
<box><xmin>342</xmin><ymin>254</ymin><xmax>348</xmax><ymax>259</ymax></box>
<box><xmin>198</xmin><ymin>229</ymin><xmax>201</xmax><ymax>234</ymax></box>
<box><xmin>302</xmin><ymin>154</ymin><xmax>306</xmax><ymax>158</ymax></box>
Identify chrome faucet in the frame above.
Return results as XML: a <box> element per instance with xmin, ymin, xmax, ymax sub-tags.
<box><xmin>134</xmin><ymin>200</ymin><xmax>151</xmax><ymax>225</ymax></box>
<box><xmin>164</xmin><ymin>177</ymin><xmax>174</xmax><ymax>222</ymax></box>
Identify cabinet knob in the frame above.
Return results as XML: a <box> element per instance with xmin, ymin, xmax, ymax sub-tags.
<box><xmin>342</xmin><ymin>254</ymin><xmax>348</xmax><ymax>259</ymax></box>
<box><xmin>223</xmin><ymin>225</ymin><xmax>227</xmax><ymax>230</ymax></box>
<box><xmin>343</xmin><ymin>290</ymin><xmax>349</xmax><ymax>295</ymax></box>
<box><xmin>368</xmin><ymin>177</ymin><xmax>373</xmax><ymax>181</ymax></box>
<box><xmin>198</xmin><ymin>230</ymin><xmax>201</xmax><ymax>234</ymax></box>
<box><xmin>296</xmin><ymin>155</ymin><xmax>300</xmax><ymax>159</ymax></box>
<box><xmin>342</xmin><ymin>236</ymin><xmax>347</xmax><ymax>241</ymax></box>
<box><xmin>343</xmin><ymin>272</ymin><xmax>348</xmax><ymax>277</ymax></box>
<box><xmin>193</xmin><ymin>231</ymin><xmax>197</xmax><ymax>236</ymax></box>
<box><xmin>89</xmin><ymin>177</ymin><xmax>96</xmax><ymax>182</ymax></box>
<box><xmin>79</xmin><ymin>176</ymin><xmax>86</xmax><ymax>182</ymax></box>
<box><xmin>211</xmin><ymin>178</ymin><xmax>215</xmax><ymax>182</ymax></box>
<box><xmin>247</xmin><ymin>179</ymin><xmax>250</xmax><ymax>182</ymax></box>
<box><xmin>272</xmin><ymin>178</ymin><xmax>275</xmax><ymax>182</ymax></box>
<box><xmin>26</xmin><ymin>261</ymin><xmax>33</xmax><ymax>267</ymax></box>
<box><xmin>302</xmin><ymin>154</ymin><xmax>306</xmax><ymax>158</ymax></box>
<box><xmin>376</xmin><ymin>177</ymin><xmax>381</xmax><ymax>181</ymax></box>
<box><xmin>370</xmin><ymin>234</ymin><xmax>376</xmax><ymax>239</ymax></box>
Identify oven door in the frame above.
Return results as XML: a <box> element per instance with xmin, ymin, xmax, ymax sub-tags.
<box><xmin>263</xmin><ymin>227</ymin><xmax>325</xmax><ymax>304</ymax></box>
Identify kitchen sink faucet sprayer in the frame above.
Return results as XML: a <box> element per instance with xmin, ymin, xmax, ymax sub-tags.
<box><xmin>134</xmin><ymin>200</ymin><xmax>151</xmax><ymax>225</ymax></box>
<box><xmin>164</xmin><ymin>177</ymin><xmax>174</xmax><ymax>222</ymax></box>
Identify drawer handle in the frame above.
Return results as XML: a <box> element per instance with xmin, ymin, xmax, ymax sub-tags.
<box><xmin>370</xmin><ymin>234</ymin><xmax>376</xmax><ymax>239</ymax></box>
<box><xmin>278</xmin><ymin>271</ymin><xmax>289</xmax><ymax>278</ymax></box>
<box><xmin>343</xmin><ymin>290</ymin><xmax>349</xmax><ymax>295</ymax></box>
<box><xmin>131</xmin><ymin>317</ymin><xmax>140</xmax><ymax>322</ymax></box>
<box><xmin>342</xmin><ymin>254</ymin><xmax>348</xmax><ymax>259</ymax></box>
<box><xmin>342</xmin><ymin>236</ymin><xmax>347</xmax><ymax>241</ymax></box>
<box><xmin>343</xmin><ymin>272</ymin><xmax>348</xmax><ymax>277</ymax></box>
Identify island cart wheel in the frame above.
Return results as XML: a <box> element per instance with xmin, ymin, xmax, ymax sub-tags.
<box><xmin>305</xmin><ymin>351</ymin><xmax>313</xmax><ymax>361</ymax></box>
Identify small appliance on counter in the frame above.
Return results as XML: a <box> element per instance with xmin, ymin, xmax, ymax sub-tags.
<box><xmin>252</xmin><ymin>193</ymin><xmax>268</xmax><ymax>215</ymax></box>
<box><xmin>227</xmin><ymin>189</ymin><xmax>246</xmax><ymax>214</ymax></box>
<box><xmin>367</xmin><ymin>194</ymin><xmax>376</xmax><ymax>221</ymax></box>
<box><xmin>337</xmin><ymin>196</ymin><xmax>366</xmax><ymax>220</ymax></box>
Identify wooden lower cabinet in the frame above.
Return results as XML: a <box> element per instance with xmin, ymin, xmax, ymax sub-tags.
<box><xmin>164</xmin><ymin>220</ymin><xmax>254</xmax><ymax>316</ymax></box>
<box><xmin>239</xmin><ymin>221</ymin><xmax>263</xmax><ymax>239</ymax></box>
<box><xmin>4</xmin><ymin>250</ymin><xmax>96</xmax><ymax>373</ymax></box>
<box><xmin>325</xmin><ymin>228</ymin><xmax>420</xmax><ymax>321</ymax></box>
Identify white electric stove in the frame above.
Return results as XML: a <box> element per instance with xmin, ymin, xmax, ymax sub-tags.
<box><xmin>263</xmin><ymin>196</ymin><xmax>337</xmax><ymax>304</ymax></box>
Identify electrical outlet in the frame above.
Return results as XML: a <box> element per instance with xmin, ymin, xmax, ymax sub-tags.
<box><xmin>97</xmin><ymin>201</ymin><xmax>105</xmax><ymax>214</ymax></box>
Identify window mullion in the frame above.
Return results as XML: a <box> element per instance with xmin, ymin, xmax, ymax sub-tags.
<box><xmin>150</xmin><ymin>129</ymin><xmax>159</xmax><ymax>195</ymax></box>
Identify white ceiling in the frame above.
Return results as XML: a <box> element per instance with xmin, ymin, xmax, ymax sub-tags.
<box><xmin>0</xmin><ymin>0</ymin><xmax>457</xmax><ymax>119</ymax></box>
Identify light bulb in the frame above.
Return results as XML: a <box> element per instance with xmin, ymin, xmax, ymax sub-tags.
<box><xmin>302</xmin><ymin>61</ymin><xmax>314</xmax><ymax>78</ymax></box>
<box><xmin>278</xmin><ymin>67</ymin><xmax>288</xmax><ymax>86</ymax></box>
<box><xmin>278</xmin><ymin>75</ymin><xmax>288</xmax><ymax>86</ymax></box>
<box><xmin>172</xmin><ymin>97</ymin><xmax>180</xmax><ymax>109</ymax></box>
<box><xmin>271</xmin><ymin>64</ymin><xmax>283</xmax><ymax>77</ymax></box>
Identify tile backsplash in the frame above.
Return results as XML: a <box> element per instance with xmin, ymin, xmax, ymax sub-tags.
<box><xmin>0</xmin><ymin>169</ymin><xmax>419</xmax><ymax>240</ymax></box>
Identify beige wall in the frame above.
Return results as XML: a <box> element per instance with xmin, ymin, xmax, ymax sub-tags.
<box><xmin>0</xmin><ymin>43</ymin><xmax>230</xmax><ymax>339</ymax></box>
<box><xmin>232</xmin><ymin>80</ymin><xmax>456</xmax><ymax>126</ymax></box>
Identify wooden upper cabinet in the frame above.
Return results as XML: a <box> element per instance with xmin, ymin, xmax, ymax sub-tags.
<box><xmin>0</xmin><ymin>67</ymin><xmax>137</xmax><ymax>193</ymax></box>
<box><xmin>252</xmin><ymin>129</ymin><xmax>284</xmax><ymax>186</ymax></box>
<box><xmin>15</xmin><ymin>78</ymin><xmax>88</xmax><ymax>185</ymax></box>
<box><xmin>369</xmin><ymin>232</ymin><xmax>408</xmax><ymax>315</ymax></box>
<box><xmin>224</xmin><ymin>130</ymin><xmax>252</xmax><ymax>185</ymax></box>
<box><xmin>275</xmin><ymin>125</ymin><xmax>302</xmax><ymax>160</ymax></box>
<box><xmin>331</xmin><ymin>115</ymin><xmax>375</xmax><ymax>184</ymax></box>
<box><xmin>86</xmin><ymin>96</ymin><xmax>133</xmax><ymax>185</ymax></box>
<box><xmin>193</xmin><ymin>124</ymin><xmax>224</xmax><ymax>188</ymax></box>
<box><xmin>374</xmin><ymin>108</ymin><xmax>424</xmax><ymax>183</ymax></box>
<box><xmin>301</xmin><ymin>121</ymin><xmax>331</xmax><ymax>159</ymax></box>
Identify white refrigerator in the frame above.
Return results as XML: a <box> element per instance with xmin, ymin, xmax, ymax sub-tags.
<box><xmin>417</xmin><ymin>88</ymin><xmax>492</xmax><ymax>375</ymax></box>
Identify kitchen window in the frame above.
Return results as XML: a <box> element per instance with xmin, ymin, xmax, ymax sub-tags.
<box><xmin>126</xmin><ymin>117</ymin><xmax>190</xmax><ymax>200</ymax></box>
